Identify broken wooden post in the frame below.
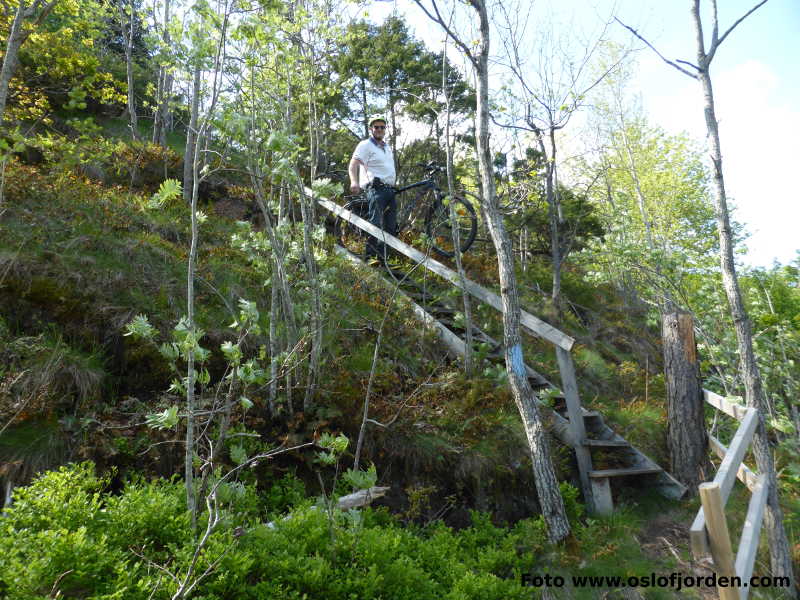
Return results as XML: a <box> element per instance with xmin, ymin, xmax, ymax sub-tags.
<box><xmin>663</xmin><ymin>310</ymin><xmax>708</xmax><ymax>491</ymax></box>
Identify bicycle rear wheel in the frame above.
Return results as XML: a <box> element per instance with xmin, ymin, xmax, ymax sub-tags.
<box><xmin>425</xmin><ymin>194</ymin><xmax>478</xmax><ymax>258</ymax></box>
<box><xmin>335</xmin><ymin>198</ymin><xmax>370</xmax><ymax>257</ymax></box>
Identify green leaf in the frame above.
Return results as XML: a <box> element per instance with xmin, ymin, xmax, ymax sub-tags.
<box><xmin>146</xmin><ymin>406</ymin><xmax>179</xmax><ymax>430</ymax></box>
<box><xmin>124</xmin><ymin>314</ymin><xmax>156</xmax><ymax>340</ymax></box>
<box><xmin>221</xmin><ymin>341</ymin><xmax>242</xmax><ymax>364</ymax></box>
<box><xmin>230</xmin><ymin>444</ymin><xmax>248</xmax><ymax>465</ymax></box>
<box><xmin>148</xmin><ymin>179</ymin><xmax>182</xmax><ymax>209</ymax></box>
<box><xmin>343</xmin><ymin>465</ymin><xmax>377</xmax><ymax>491</ymax></box>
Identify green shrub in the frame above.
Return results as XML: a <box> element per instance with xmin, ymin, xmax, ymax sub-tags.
<box><xmin>0</xmin><ymin>463</ymin><xmax>548</xmax><ymax>600</ymax></box>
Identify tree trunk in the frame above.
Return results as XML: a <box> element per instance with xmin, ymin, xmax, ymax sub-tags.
<box><xmin>691</xmin><ymin>2</ymin><xmax>796</xmax><ymax>591</ymax></box>
<box><xmin>533</xmin><ymin>129</ymin><xmax>563</xmax><ymax>319</ymax></box>
<box><xmin>442</xmin><ymin>43</ymin><xmax>473</xmax><ymax>377</ymax></box>
<box><xmin>297</xmin><ymin>51</ymin><xmax>323</xmax><ymax>414</ymax></box>
<box><xmin>360</xmin><ymin>76</ymin><xmax>368</xmax><ymax>137</ymax></box>
<box><xmin>118</xmin><ymin>0</ymin><xmax>138</xmax><ymax>140</ymax></box>
<box><xmin>268</xmin><ymin>269</ymin><xmax>278</xmax><ymax>417</ymax></box>
<box><xmin>0</xmin><ymin>3</ymin><xmax>27</xmax><ymax>125</ymax></box>
<box><xmin>299</xmin><ymin>183</ymin><xmax>322</xmax><ymax>413</ymax></box>
<box><xmin>183</xmin><ymin>66</ymin><xmax>201</xmax><ymax>202</ymax></box>
<box><xmin>469</xmin><ymin>0</ymin><xmax>569</xmax><ymax>543</ymax></box>
<box><xmin>184</xmin><ymin>116</ymin><xmax>204</xmax><ymax>522</ymax></box>
<box><xmin>662</xmin><ymin>310</ymin><xmax>709</xmax><ymax>490</ymax></box>
<box><xmin>153</xmin><ymin>0</ymin><xmax>173</xmax><ymax>147</ymax></box>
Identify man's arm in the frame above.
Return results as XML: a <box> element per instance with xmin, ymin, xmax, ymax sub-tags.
<box><xmin>348</xmin><ymin>157</ymin><xmax>363</xmax><ymax>195</ymax></box>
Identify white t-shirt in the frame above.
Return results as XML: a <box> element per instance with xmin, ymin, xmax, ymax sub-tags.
<box><xmin>352</xmin><ymin>138</ymin><xmax>396</xmax><ymax>186</ymax></box>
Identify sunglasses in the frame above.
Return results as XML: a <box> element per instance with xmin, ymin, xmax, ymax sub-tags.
<box><xmin>372</xmin><ymin>125</ymin><xmax>386</xmax><ymax>129</ymax></box>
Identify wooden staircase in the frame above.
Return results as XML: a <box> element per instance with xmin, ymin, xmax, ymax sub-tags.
<box><xmin>319</xmin><ymin>195</ymin><xmax>687</xmax><ymax>514</ymax></box>
<box><xmin>338</xmin><ymin>247</ymin><xmax>687</xmax><ymax>514</ymax></box>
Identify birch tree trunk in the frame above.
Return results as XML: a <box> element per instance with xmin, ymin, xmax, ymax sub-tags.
<box><xmin>689</xmin><ymin>1</ymin><xmax>795</xmax><ymax>591</ymax></box>
<box><xmin>468</xmin><ymin>0</ymin><xmax>569</xmax><ymax>543</ymax></box>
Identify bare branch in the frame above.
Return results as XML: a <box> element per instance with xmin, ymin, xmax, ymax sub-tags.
<box><xmin>676</xmin><ymin>59</ymin><xmax>700</xmax><ymax>70</ymax></box>
<box><xmin>411</xmin><ymin>0</ymin><xmax>476</xmax><ymax>66</ymax></box>
<box><xmin>489</xmin><ymin>112</ymin><xmax>535</xmax><ymax>133</ymax></box>
<box><xmin>363</xmin><ymin>366</ymin><xmax>437</xmax><ymax>429</ymax></box>
<box><xmin>711</xmin><ymin>0</ymin><xmax>720</xmax><ymax>48</ymax></box>
<box><xmin>29</xmin><ymin>0</ymin><xmax>59</xmax><ymax>27</ymax></box>
<box><xmin>48</xmin><ymin>569</ymin><xmax>73</xmax><ymax>599</ymax></box>
<box><xmin>614</xmin><ymin>18</ymin><xmax>698</xmax><ymax>78</ymax></box>
<box><xmin>712</xmin><ymin>0</ymin><xmax>769</xmax><ymax>56</ymax></box>
<box><xmin>129</xmin><ymin>547</ymin><xmax>179</xmax><ymax>585</ymax></box>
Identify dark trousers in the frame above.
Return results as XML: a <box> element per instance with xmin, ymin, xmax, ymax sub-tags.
<box><xmin>365</xmin><ymin>184</ymin><xmax>397</xmax><ymax>261</ymax></box>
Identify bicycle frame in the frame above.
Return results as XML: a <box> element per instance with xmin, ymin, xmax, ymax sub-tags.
<box><xmin>393</xmin><ymin>178</ymin><xmax>439</xmax><ymax>233</ymax></box>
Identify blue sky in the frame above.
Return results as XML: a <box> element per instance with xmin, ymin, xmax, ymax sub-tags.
<box><xmin>365</xmin><ymin>0</ymin><xmax>799</xmax><ymax>268</ymax></box>
<box><xmin>628</xmin><ymin>0</ymin><xmax>799</xmax><ymax>268</ymax></box>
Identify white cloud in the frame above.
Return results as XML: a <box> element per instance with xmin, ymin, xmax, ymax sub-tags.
<box><xmin>643</xmin><ymin>59</ymin><xmax>800</xmax><ymax>267</ymax></box>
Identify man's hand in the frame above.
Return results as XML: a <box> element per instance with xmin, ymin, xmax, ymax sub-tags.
<box><xmin>348</xmin><ymin>157</ymin><xmax>363</xmax><ymax>196</ymax></box>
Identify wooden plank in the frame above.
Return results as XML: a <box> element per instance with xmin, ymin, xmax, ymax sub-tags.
<box><xmin>691</xmin><ymin>513</ymin><xmax>711</xmax><ymax>558</ymax></box>
<box><xmin>591</xmin><ymin>477</ymin><xmax>613</xmax><ymax>516</ymax></box>
<box><xmin>735</xmin><ymin>475</ymin><xmax>767</xmax><ymax>600</ymax></box>
<box><xmin>709</xmin><ymin>434</ymin><xmax>759</xmax><ymax>493</ymax></box>
<box><xmin>691</xmin><ymin>408</ymin><xmax>758</xmax><ymax>558</ymax></box>
<box><xmin>710</xmin><ymin>408</ymin><xmax>758</xmax><ymax>504</ymax></box>
<box><xmin>704</xmin><ymin>389</ymin><xmax>749</xmax><ymax>421</ymax></box>
<box><xmin>580</xmin><ymin>410</ymin><xmax>603</xmax><ymax>419</ymax></box>
<box><xmin>588</xmin><ymin>467</ymin><xmax>662</xmax><ymax>478</ymax></box>
<box><xmin>556</xmin><ymin>347</ymin><xmax>594</xmax><ymax>513</ymax></box>
<box><xmin>581</xmin><ymin>439</ymin><xmax>630</xmax><ymax>447</ymax></box>
<box><xmin>699</xmin><ymin>482</ymin><xmax>740</xmax><ymax>600</ymax></box>
<box><xmin>318</xmin><ymin>196</ymin><xmax>575</xmax><ymax>351</ymax></box>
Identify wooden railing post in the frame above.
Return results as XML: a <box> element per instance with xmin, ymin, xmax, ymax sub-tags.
<box><xmin>699</xmin><ymin>482</ymin><xmax>739</xmax><ymax>600</ymax></box>
<box><xmin>556</xmin><ymin>347</ymin><xmax>596</xmax><ymax>515</ymax></box>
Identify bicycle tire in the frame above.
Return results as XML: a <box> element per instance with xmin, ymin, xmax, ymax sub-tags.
<box><xmin>335</xmin><ymin>198</ymin><xmax>370</xmax><ymax>257</ymax></box>
<box><xmin>425</xmin><ymin>193</ymin><xmax>478</xmax><ymax>258</ymax></box>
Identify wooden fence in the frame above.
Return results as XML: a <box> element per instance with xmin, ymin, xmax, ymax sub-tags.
<box><xmin>690</xmin><ymin>390</ymin><xmax>768</xmax><ymax>600</ymax></box>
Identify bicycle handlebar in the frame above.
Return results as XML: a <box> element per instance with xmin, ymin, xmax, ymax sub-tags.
<box><xmin>415</xmin><ymin>161</ymin><xmax>443</xmax><ymax>174</ymax></box>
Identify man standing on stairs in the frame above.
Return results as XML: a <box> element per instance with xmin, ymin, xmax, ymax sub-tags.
<box><xmin>348</xmin><ymin>116</ymin><xmax>397</xmax><ymax>263</ymax></box>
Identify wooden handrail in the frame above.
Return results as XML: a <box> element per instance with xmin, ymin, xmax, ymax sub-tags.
<box><xmin>318</xmin><ymin>195</ymin><xmax>575</xmax><ymax>350</ymax></box>
<box><xmin>704</xmin><ymin>389</ymin><xmax>750</xmax><ymax>421</ymax></box>
<box><xmin>735</xmin><ymin>475</ymin><xmax>768</xmax><ymax>591</ymax></box>
<box><xmin>708</xmin><ymin>434</ymin><xmax>759</xmax><ymax>493</ymax></box>
<box><xmin>690</xmin><ymin>407</ymin><xmax>757</xmax><ymax>557</ymax></box>
<box><xmin>692</xmin><ymin>391</ymin><xmax>769</xmax><ymax>600</ymax></box>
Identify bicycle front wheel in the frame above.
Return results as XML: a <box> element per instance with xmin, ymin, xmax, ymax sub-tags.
<box><xmin>335</xmin><ymin>198</ymin><xmax>370</xmax><ymax>257</ymax></box>
<box><xmin>425</xmin><ymin>195</ymin><xmax>477</xmax><ymax>258</ymax></box>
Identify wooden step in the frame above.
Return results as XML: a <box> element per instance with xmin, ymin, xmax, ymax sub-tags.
<box><xmin>557</xmin><ymin>408</ymin><xmax>602</xmax><ymax>419</ymax></box>
<box><xmin>581</xmin><ymin>438</ymin><xmax>630</xmax><ymax>448</ymax></box>
<box><xmin>589</xmin><ymin>467</ymin><xmax>662</xmax><ymax>478</ymax></box>
<box><xmin>581</xmin><ymin>410</ymin><xmax>603</xmax><ymax>420</ymax></box>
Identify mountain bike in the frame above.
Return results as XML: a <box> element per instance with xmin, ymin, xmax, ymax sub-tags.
<box><xmin>335</xmin><ymin>162</ymin><xmax>478</xmax><ymax>259</ymax></box>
